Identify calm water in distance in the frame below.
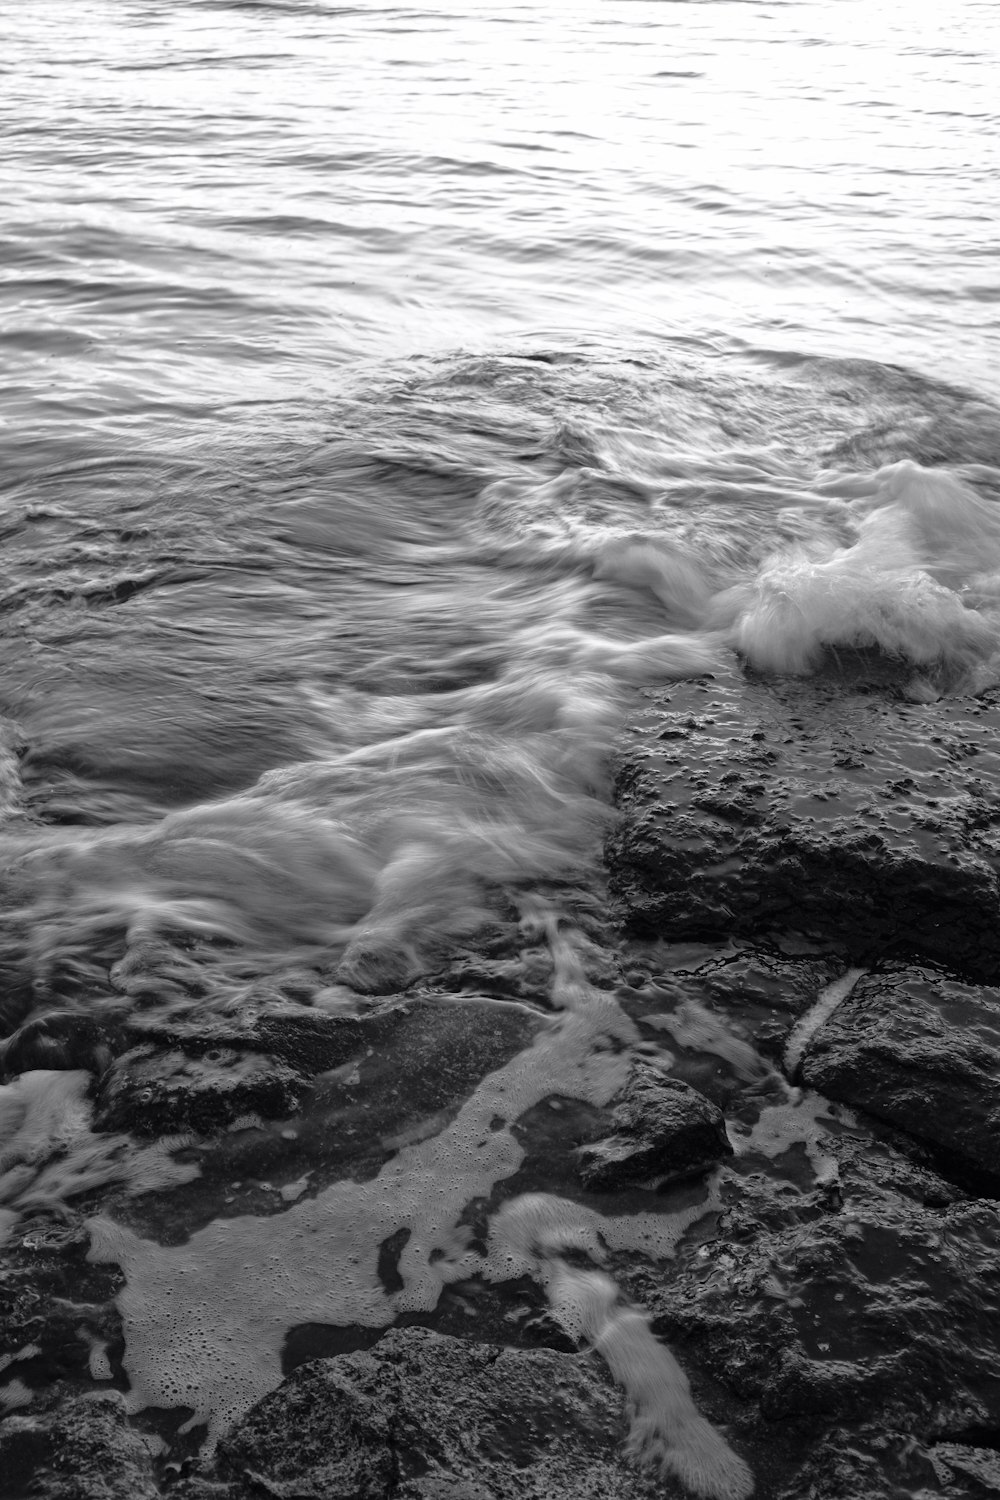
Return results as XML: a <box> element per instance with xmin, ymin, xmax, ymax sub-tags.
<box><xmin>2</xmin><ymin>0</ymin><xmax>998</xmax><ymax>440</ymax></box>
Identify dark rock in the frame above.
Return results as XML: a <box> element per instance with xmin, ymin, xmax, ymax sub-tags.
<box><xmin>577</xmin><ymin>1063</ymin><xmax>732</xmax><ymax>1191</ymax></box>
<box><xmin>0</xmin><ymin>1217</ymin><xmax>123</xmax><ymax>1405</ymax></box>
<box><xmin>621</xmin><ymin>1118</ymin><xmax>1000</xmax><ymax>1500</ymax></box>
<box><xmin>93</xmin><ymin>1045</ymin><xmax>306</xmax><ymax>1136</ymax></box>
<box><xmin>0</xmin><ymin>1392</ymin><xmax>158</xmax><ymax>1500</ymax></box>
<box><xmin>772</xmin><ymin>1428</ymin><xmax>943</xmax><ymax>1500</ymax></box>
<box><xmin>216</xmin><ymin>1326</ymin><xmax>659</xmax><ymax>1500</ymax></box>
<box><xmin>800</xmin><ymin>965</ymin><xmax>1000</xmax><ymax>1187</ymax></box>
<box><xmin>0</xmin><ymin>1008</ymin><xmax>128</xmax><ymax>1080</ymax></box>
<box><xmin>930</xmin><ymin>1442</ymin><xmax>1000</xmax><ymax>1496</ymax></box>
<box><xmin>442</xmin><ymin>948</ymin><xmax>557</xmax><ymax>1005</ymax></box>
<box><xmin>618</xmin><ymin>943</ymin><xmax>844</xmax><ymax>1075</ymax></box>
<box><xmin>77</xmin><ymin>991</ymin><xmax>549</xmax><ymax>1245</ymax></box>
<box><xmin>0</xmin><ymin>993</ymin><xmax>406</xmax><ymax>1083</ymax></box>
<box><xmin>128</xmin><ymin>990</ymin><xmax>540</xmax><ymax>1087</ymax></box>
<box><xmin>608</xmin><ymin>665</ymin><xmax>1000</xmax><ymax>981</ymax></box>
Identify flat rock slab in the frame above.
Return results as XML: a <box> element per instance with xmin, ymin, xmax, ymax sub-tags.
<box><xmin>213</xmin><ymin>1326</ymin><xmax>660</xmax><ymax>1500</ymax></box>
<box><xmin>800</xmin><ymin>965</ymin><xmax>1000</xmax><ymax>1185</ymax></box>
<box><xmin>577</xmin><ymin>1063</ymin><xmax>732</xmax><ymax>1191</ymax></box>
<box><xmin>608</xmin><ymin>663</ymin><xmax>1000</xmax><ymax>980</ymax></box>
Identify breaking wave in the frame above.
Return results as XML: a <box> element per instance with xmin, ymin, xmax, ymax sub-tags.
<box><xmin>2</xmin><ymin>351</ymin><xmax>999</xmax><ymax>1036</ymax></box>
<box><xmin>2</xmin><ymin>344</ymin><xmax>999</xmax><ymax>1481</ymax></box>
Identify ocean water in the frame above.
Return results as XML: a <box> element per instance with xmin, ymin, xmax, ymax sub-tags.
<box><xmin>2</xmin><ymin>0</ymin><xmax>1000</xmax><ymax>1480</ymax></box>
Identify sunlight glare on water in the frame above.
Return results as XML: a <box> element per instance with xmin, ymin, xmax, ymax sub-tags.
<box><xmin>1</xmin><ymin>0</ymin><xmax>997</xmax><ymax>432</ymax></box>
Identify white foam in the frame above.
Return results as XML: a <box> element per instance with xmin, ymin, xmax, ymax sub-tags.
<box><xmin>724</xmin><ymin>463</ymin><xmax>1000</xmax><ymax>685</ymax></box>
<box><xmin>0</xmin><ymin>1070</ymin><xmax>199</xmax><ymax>1216</ymax></box>
<box><xmin>86</xmin><ymin>923</ymin><xmax>640</xmax><ymax>1441</ymax></box>
<box><xmin>736</xmin><ymin>1092</ymin><xmax>841</xmax><ymax>1183</ymax></box>
<box><xmin>485</xmin><ymin>1192</ymin><xmax>753</xmax><ymax>1500</ymax></box>
<box><xmin>0</xmin><ymin>1378</ymin><xmax>33</xmax><ymax>1412</ymax></box>
<box><xmin>784</xmin><ymin>968</ymin><xmax>865</xmax><ymax>1077</ymax></box>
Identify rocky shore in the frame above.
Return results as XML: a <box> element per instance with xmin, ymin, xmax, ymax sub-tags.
<box><xmin>0</xmin><ymin>648</ymin><xmax>998</xmax><ymax>1500</ymax></box>
<box><xmin>4</xmin><ymin>347</ymin><xmax>1000</xmax><ymax>1500</ymax></box>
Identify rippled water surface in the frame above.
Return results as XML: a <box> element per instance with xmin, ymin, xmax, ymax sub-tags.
<box><xmin>3</xmin><ymin>0</ymin><xmax>998</xmax><ymax>430</ymax></box>
<box><xmin>3</xmin><ymin>0</ymin><xmax>1000</xmax><ymax>1478</ymax></box>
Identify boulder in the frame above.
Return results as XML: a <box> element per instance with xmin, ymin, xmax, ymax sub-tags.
<box><xmin>800</xmin><ymin>965</ymin><xmax>1000</xmax><ymax>1187</ymax></box>
<box><xmin>623</xmin><ymin>1122</ymin><xmax>1000</xmax><ymax>1500</ymax></box>
<box><xmin>608</xmin><ymin>662</ymin><xmax>1000</xmax><ymax>981</ymax></box>
<box><xmin>577</xmin><ymin>1064</ymin><xmax>732</xmax><ymax>1191</ymax></box>
<box><xmin>94</xmin><ymin>1045</ymin><xmax>306</xmax><ymax>1136</ymax></box>
<box><xmin>216</xmin><ymin>1326</ymin><xmax>659</xmax><ymax>1500</ymax></box>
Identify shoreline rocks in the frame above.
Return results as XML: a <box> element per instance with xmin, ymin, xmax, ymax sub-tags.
<box><xmin>0</xmin><ymin>1392</ymin><xmax>158</xmax><ymax>1500</ymax></box>
<box><xmin>800</xmin><ymin>965</ymin><xmax>1000</xmax><ymax>1191</ymax></box>
<box><xmin>577</xmin><ymin>1063</ymin><xmax>733</xmax><ymax>1191</ymax></box>
<box><xmin>607</xmin><ymin>656</ymin><xmax>1000</xmax><ymax>982</ymax></box>
<box><xmin>210</xmin><ymin>1327</ymin><xmax>661</xmax><ymax>1500</ymax></box>
<box><xmin>6</xmin><ymin>658</ymin><xmax>1000</xmax><ymax>1500</ymax></box>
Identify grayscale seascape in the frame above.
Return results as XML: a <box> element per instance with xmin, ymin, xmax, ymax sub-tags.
<box><xmin>2</xmin><ymin>4</ymin><xmax>1000</xmax><ymax>1498</ymax></box>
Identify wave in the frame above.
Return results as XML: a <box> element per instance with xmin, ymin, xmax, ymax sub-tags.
<box><xmin>0</xmin><ymin>346</ymin><xmax>998</xmax><ymax>1032</ymax></box>
<box><xmin>1</xmin><ymin>344</ymin><xmax>999</xmax><ymax>1463</ymax></box>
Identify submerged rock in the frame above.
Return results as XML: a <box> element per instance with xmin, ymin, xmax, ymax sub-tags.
<box><xmin>577</xmin><ymin>1064</ymin><xmax>732</xmax><ymax>1191</ymax></box>
<box><xmin>800</xmin><ymin>965</ymin><xmax>1000</xmax><ymax>1188</ymax></box>
<box><xmin>215</xmin><ymin>1326</ymin><xmax>659</xmax><ymax>1500</ymax></box>
<box><xmin>608</xmin><ymin>661</ymin><xmax>1000</xmax><ymax>981</ymax></box>
<box><xmin>94</xmin><ymin>1046</ymin><xmax>306</xmax><ymax>1137</ymax></box>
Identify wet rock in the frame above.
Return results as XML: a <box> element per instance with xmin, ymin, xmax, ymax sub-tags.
<box><xmin>608</xmin><ymin>663</ymin><xmax>1000</xmax><ymax>982</ymax></box>
<box><xmin>771</xmin><ymin>1428</ymin><xmax>943</xmax><ymax>1500</ymax></box>
<box><xmin>93</xmin><ymin>1045</ymin><xmax>307</xmax><ymax>1136</ymax></box>
<box><xmin>577</xmin><ymin>1063</ymin><xmax>732</xmax><ymax>1191</ymax></box>
<box><xmin>0</xmin><ymin>991</ymin><xmax>404</xmax><ymax>1084</ymax></box>
<box><xmin>2</xmin><ymin>990</ymin><xmax>539</xmax><ymax>1141</ymax></box>
<box><xmin>0</xmin><ymin>1392</ymin><xmax>157</xmax><ymax>1500</ymax></box>
<box><xmin>216</xmin><ymin>1326</ymin><xmax>659</xmax><ymax>1500</ymax></box>
<box><xmin>442</xmin><ymin>948</ymin><xmax>556</xmax><ymax>1005</ymax></box>
<box><xmin>125</xmin><ymin>989</ymin><xmax>540</xmax><ymax>1088</ymax></box>
<box><xmin>930</xmin><ymin>1442</ymin><xmax>1000</xmax><ymax>1496</ymax></box>
<box><xmin>0</xmin><ymin>1216</ymin><xmax>122</xmax><ymax>1407</ymax></box>
<box><xmin>800</xmin><ymin>966</ymin><xmax>1000</xmax><ymax>1188</ymax></box>
<box><xmin>0</xmin><ymin>1008</ymin><xmax>128</xmax><ymax>1080</ymax></box>
<box><xmin>629</xmin><ymin>946</ymin><xmax>845</xmax><ymax>1066</ymax></box>
<box><xmin>83</xmin><ymin>992</ymin><xmax>549</xmax><ymax>1244</ymax></box>
<box><xmin>620</xmin><ymin>1119</ymin><xmax>1000</xmax><ymax>1500</ymax></box>
<box><xmin>335</xmin><ymin>936</ymin><xmax>428</xmax><ymax>995</ymax></box>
